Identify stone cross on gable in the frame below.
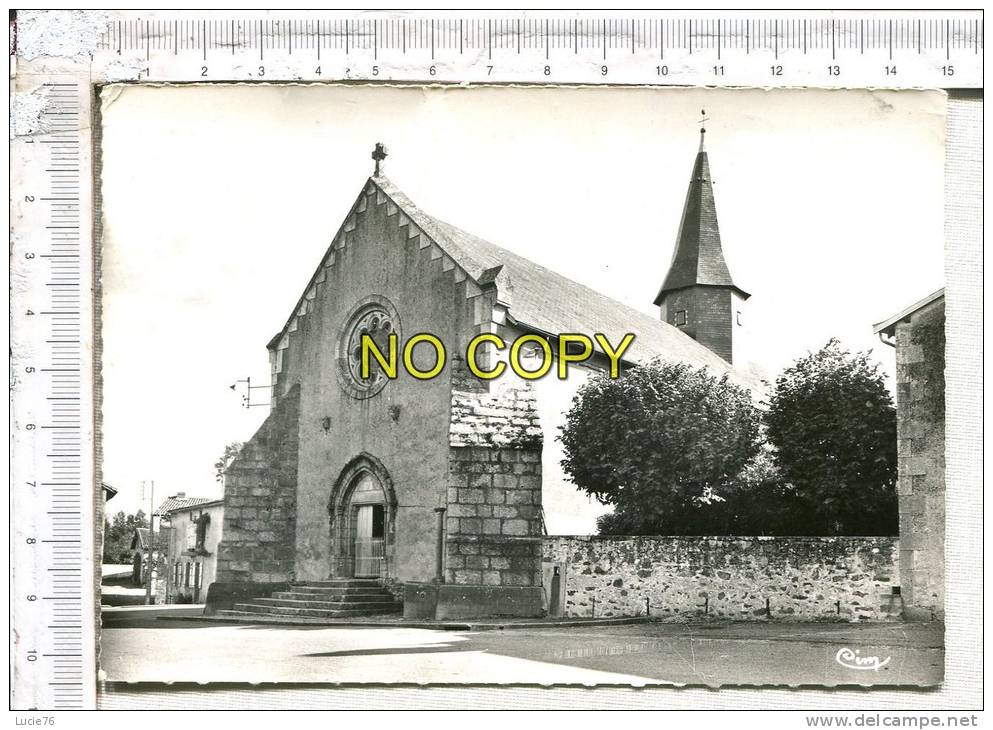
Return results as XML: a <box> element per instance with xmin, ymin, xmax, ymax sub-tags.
<box><xmin>372</xmin><ymin>142</ymin><xmax>388</xmax><ymax>176</ymax></box>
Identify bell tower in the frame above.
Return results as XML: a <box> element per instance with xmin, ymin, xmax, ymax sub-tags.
<box><xmin>654</xmin><ymin>112</ymin><xmax>749</xmax><ymax>364</ymax></box>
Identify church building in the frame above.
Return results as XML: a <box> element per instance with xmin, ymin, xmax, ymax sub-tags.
<box><xmin>208</xmin><ymin>128</ymin><xmax>765</xmax><ymax>620</ymax></box>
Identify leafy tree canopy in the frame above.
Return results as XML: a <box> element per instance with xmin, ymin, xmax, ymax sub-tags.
<box><xmin>102</xmin><ymin>509</ymin><xmax>148</xmax><ymax>564</ymax></box>
<box><xmin>560</xmin><ymin>359</ymin><xmax>760</xmax><ymax>535</ymax></box>
<box><xmin>765</xmin><ymin>338</ymin><xmax>897</xmax><ymax>535</ymax></box>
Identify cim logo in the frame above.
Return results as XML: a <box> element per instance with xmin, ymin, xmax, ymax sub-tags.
<box><xmin>835</xmin><ymin>647</ymin><xmax>891</xmax><ymax>671</ymax></box>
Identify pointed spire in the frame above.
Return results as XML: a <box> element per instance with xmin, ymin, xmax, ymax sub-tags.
<box><xmin>653</xmin><ymin>119</ymin><xmax>748</xmax><ymax>305</ymax></box>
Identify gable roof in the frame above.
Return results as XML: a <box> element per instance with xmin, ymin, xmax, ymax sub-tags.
<box><xmin>655</xmin><ymin>133</ymin><xmax>748</xmax><ymax>303</ymax></box>
<box><xmin>873</xmin><ymin>288</ymin><xmax>945</xmax><ymax>337</ymax></box>
<box><xmin>154</xmin><ymin>496</ymin><xmax>216</xmax><ymax>516</ymax></box>
<box><xmin>131</xmin><ymin>526</ymin><xmax>170</xmax><ymax>551</ymax></box>
<box><xmin>270</xmin><ymin>173</ymin><xmax>767</xmax><ymax>396</ymax></box>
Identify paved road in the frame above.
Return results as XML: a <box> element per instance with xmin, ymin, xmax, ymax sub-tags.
<box><xmin>100</xmin><ymin>611</ymin><xmax>943</xmax><ymax>687</ymax></box>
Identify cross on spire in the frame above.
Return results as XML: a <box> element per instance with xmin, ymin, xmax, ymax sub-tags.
<box><xmin>372</xmin><ymin>142</ymin><xmax>388</xmax><ymax>176</ymax></box>
<box><xmin>699</xmin><ymin>108</ymin><xmax>709</xmax><ymax>134</ymax></box>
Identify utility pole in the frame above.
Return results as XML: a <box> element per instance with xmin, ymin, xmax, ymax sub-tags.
<box><xmin>144</xmin><ymin>480</ymin><xmax>155</xmax><ymax>605</ymax></box>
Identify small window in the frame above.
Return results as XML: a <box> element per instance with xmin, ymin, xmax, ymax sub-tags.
<box><xmin>674</xmin><ymin>310</ymin><xmax>687</xmax><ymax>327</ymax></box>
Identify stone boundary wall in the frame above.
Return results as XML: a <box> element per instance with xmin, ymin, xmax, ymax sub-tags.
<box><xmin>543</xmin><ymin>535</ymin><xmax>901</xmax><ymax>622</ymax></box>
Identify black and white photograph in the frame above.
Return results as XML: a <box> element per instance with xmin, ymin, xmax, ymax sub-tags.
<box><xmin>8</xmin><ymin>9</ymin><xmax>982</xmax><ymax>716</ymax></box>
<box><xmin>96</xmin><ymin>84</ymin><xmax>951</xmax><ymax>687</ymax></box>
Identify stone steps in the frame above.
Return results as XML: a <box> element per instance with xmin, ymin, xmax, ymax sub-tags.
<box><xmin>229</xmin><ymin>601</ymin><xmax>401</xmax><ymax>618</ymax></box>
<box><xmin>220</xmin><ymin>578</ymin><xmax>402</xmax><ymax>622</ymax></box>
<box><xmin>300</xmin><ymin>579</ymin><xmax>385</xmax><ymax>588</ymax></box>
<box><xmin>213</xmin><ymin>611</ymin><xmax>350</xmax><ymax>624</ymax></box>
<box><xmin>255</xmin><ymin>596</ymin><xmax>394</xmax><ymax>609</ymax></box>
<box><xmin>269</xmin><ymin>590</ymin><xmax>390</xmax><ymax>602</ymax></box>
<box><xmin>285</xmin><ymin>585</ymin><xmax>384</xmax><ymax>596</ymax></box>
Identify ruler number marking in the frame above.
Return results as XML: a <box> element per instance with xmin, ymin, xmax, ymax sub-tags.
<box><xmin>85</xmin><ymin>14</ymin><xmax>979</xmax><ymax>85</ymax></box>
<box><xmin>14</xmin><ymin>81</ymin><xmax>88</xmax><ymax>708</ymax></box>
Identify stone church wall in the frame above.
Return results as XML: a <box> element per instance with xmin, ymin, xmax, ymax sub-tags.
<box><xmin>262</xmin><ymin>181</ymin><xmax>502</xmax><ymax>584</ymax></box>
<box><xmin>542</xmin><ymin>535</ymin><xmax>901</xmax><ymax>622</ymax></box>
<box><xmin>445</xmin><ymin>382</ymin><xmax>544</xmax><ymax>587</ymax></box>
<box><xmin>213</xmin><ymin>385</ymin><xmax>300</xmax><ymax>588</ymax></box>
<box><xmin>893</xmin><ymin>298</ymin><xmax>945</xmax><ymax>620</ymax></box>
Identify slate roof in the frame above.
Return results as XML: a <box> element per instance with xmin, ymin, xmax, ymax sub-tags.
<box><xmin>374</xmin><ymin>176</ymin><xmax>766</xmax><ymax>395</ymax></box>
<box><xmin>153</xmin><ymin>496</ymin><xmax>217</xmax><ymax>516</ymax></box>
<box><xmin>269</xmin><ymin>171</ymin><xmax>767</xmax><ymax>397</ymax></box>
<box><xmin>654</xmin><ymin>133</ymin><xmax>748</xmax><ymax>303</ymax></box>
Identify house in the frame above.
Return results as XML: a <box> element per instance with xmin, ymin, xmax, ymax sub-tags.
<box><xmin>159</xmin><ymin>498</ymin><xmax>225</xmax><ymax>604</ymax></box>
<box><xmin>128</xmin><ymin>526</ymin><xmax>169</xmax><ymax>602</ymax></box>
<box><xmin>210</xmin><ymin>131</ymin><xmax>765</xmax><ymax>619</ymax></box>
<box><xmin>874</xmin><ymin>288</ymin><xmax>945</xmax><ymax>620</ymax></box>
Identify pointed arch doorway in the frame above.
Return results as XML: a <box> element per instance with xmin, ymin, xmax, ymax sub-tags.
<box><xmin>350</xmin><ymin>473</ymin><xmax>386</xmax><ymax>577</ymax></box>
<box><xmin>329</xmin><ymin>454</ymin><xmax>397</xmax><ymax>580</ymax></box>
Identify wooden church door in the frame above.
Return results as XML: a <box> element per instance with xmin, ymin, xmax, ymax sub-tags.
<box><xmin>351</xmin><ymin>474</ymin><xmax>386</xmax><ymax>578</ymax></box>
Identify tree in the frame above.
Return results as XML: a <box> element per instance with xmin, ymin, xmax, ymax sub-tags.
<box><xmin>764</xmin><ymin>339</ymin><xmax>897</xmax><ymax>535</ymax></box>
<box><xmin>102</xmin><ymin>509</ymin><xmax>148</xmax><ymax>564</ymax></box>
<box><xmin>560</xmin><ymin>359</ymin><xmax>761</xmax><ymax>535</ymax></box>
<box><xmin>214</xmin><ymin>441</ymin><xmax>244</xmax><ymax>483</ymax></box>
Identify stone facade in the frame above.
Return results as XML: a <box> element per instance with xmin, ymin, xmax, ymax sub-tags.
<box><xmin>266</xmin><ymin>179</ymin><xmax>497</xmax><ymax>584</ymax></box>
<box><xmin>214</xmin><ymin>385</ymin><xmax>300</xmax><ymax>585</ymax></box>
<box><xmin>543</xmin><ymin>536</ymin><xmax>901</xmax><ymax>622</ymax></box>
<box><xmin>445</xmin><ymin>383</ymin><xmax>544</xmax><ymax>588</ymax></box>
<box><xmin>891</xmin><ymin>297</ymin><xmax>945</xmax><ymax>620</ymax></box>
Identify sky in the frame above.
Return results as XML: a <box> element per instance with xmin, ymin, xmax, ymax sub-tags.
<box><xmin>99</xmin><ymin>84</ymin><xmax>945</xmax><ymax>516</ymax></box>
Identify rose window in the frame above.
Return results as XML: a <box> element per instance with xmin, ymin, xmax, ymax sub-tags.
<box><xmin>337</xmin><ymin>297</ymin><xmax>401</xmax><ymax>399</ymax></box>
<box><xmin>347</xmin><ymin>309</ymin><xmax>394</xmax><ymax>387</ymax></box>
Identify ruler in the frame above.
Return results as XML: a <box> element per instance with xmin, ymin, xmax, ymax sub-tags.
<box><xmin>7</xmin><ymin>9</ymin><xmax>983</xmax><ymax>710</ymax></box>
<box><xmin>10</xmin><ymin>79</ymin><xmax>95</xmax><ymax>709</ymax></box>
<box><xmin>94</xmin><ymin>13</ymin><xmax>983</xmax><ymax>87</ymax></box>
